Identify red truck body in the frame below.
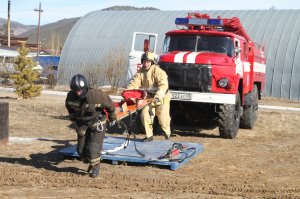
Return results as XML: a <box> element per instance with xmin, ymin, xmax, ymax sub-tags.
<box><xmin>158</xmin><ymin>13</ymin><xmax>266</xmax><ymax>138</ymax></box>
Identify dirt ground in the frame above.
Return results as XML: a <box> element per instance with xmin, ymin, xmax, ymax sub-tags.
<box><xmin>0</xmin><ymin>90</ymin><xmax>299</xmax><ymax>199</ymax></box>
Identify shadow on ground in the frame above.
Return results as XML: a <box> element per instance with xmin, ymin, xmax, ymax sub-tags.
<box><xmin>0</xmin><ymin>139</ymin><xmax>86</xmax><ymax>175</ymax></box>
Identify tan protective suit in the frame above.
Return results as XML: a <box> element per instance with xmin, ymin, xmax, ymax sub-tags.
<box><xmin>127</xmin><ymin>64</ymin><xmax>171</xmax><ymax>138</ymax></box>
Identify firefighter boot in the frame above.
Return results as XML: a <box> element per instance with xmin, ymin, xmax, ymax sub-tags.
<box><xmin>142</xmin><ymin>136</ymin><xmax>153</xmax><ymax>142</ymax></box>
<box><xmin>88</xmin><ymin>164</ymin><xmax>100</xmax><ymax>178</ymax></box>
<box><xmin>164</xmin><ymin>133</ymin><xmax>171</xmax><ymax>140</ymax></box>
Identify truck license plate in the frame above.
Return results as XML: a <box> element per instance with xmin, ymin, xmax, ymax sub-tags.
<box><xmin>172</xmin><ymin>92</ymin><xmax>192</xmax><ymax>100</ymax></box>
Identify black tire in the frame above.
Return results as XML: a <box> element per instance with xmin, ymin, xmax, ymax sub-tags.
<box><xmin>240</xmin><ymin>85</ymin><xmax>258</xmax><ymax>129</ymax></box>
<box><xmin>170</xmin><ymin>101</ymin><xmax>189</xmax><ymax>125</ymax></box>
<box><xmin>218</xmin><ymin>92</ymin><xmax>241</xmax><ymax>139</ymax></box>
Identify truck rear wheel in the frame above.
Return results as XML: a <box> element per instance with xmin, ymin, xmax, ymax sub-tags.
<box><xmin>218</xmin><ymin>92</ymin><xmax>241</xmax><ymax>139</ymax></box>
<box><xmin>240</xmin><ymin>85</ymin><xmax>258</xmax><ymax>129</ymax></box>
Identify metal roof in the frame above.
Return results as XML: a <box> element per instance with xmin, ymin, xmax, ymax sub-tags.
<box><xmin>59</xmin><ymin>10</ymin><xmax>300</xmax><ymax>101</ymax></box>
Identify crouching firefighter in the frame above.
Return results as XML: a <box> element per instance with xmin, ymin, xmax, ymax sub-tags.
<box><xmin>127</xmin><ymin>51</ymin><xmax>172</xmax><ymax>142</ymax></box>
<box><xmin>65</xmin><ymin>74</ymin><xmax>117</xmax><ymax>178</ymax></box>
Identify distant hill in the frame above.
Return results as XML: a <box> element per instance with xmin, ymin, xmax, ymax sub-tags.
<box><xmin>19</xmin><ymin>17</ymin><xmax>80</xmax><ymax>52</ymax></box>
<box><xmin>0</xmin><ymin>18</ymin><xmax>36</xmax><ymax>36</ymax></box>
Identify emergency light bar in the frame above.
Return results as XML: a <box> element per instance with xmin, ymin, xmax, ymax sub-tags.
<box><xmin>175</xmin><ymin>18</ymin><xmax>223</xmax><ymax>26</ymax></box>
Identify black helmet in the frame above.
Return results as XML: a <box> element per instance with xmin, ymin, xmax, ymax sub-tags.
<box><xmin>70</xmin><ymin>74</ymin><xmax>88</xmax><ymax>91</ymax></box>
<box><xmin>141</xmin><ymin>51</ymin><xmax>155</xmax><ymax>63</ymax></box>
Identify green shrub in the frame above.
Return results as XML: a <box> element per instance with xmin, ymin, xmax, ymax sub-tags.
<box><xmin>10</xmin><ymin>42</ymin><xmax>42</xmax><ymax>99</ymax></box>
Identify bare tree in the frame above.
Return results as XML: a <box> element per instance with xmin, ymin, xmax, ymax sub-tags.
<box><xmin>56</xmin><ymin>35</ymin><xmax>61</xmax><ymax>56</ymax></box>
<box><xmin>50</xmin><ymin>33</ymin><xmax>61</xmax><ymax>56</ymax></box>
<box><xmin>51</xmin><ymin>32</ymin><xmax>55</xmax><ymax>55</ymax></box>
<box><xmin>58</xmin><ymin>45</ymin><xmax>127</xmax><ymax>91</ymax></box>
<box><xmin>102</xmin><ymin>45</ymin><xmax>127</xmax><ymax>91</ymax></box>
<box><xmin>84</xmin><ymin>63</ymin><xmax>102</xmax><ymax>88</ymax></box>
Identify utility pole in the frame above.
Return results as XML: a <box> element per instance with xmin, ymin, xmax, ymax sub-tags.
<box><xmin>34</xmin><ymin>2</ymin><xmax>43</xmax><ymax>56</ymax></box>
<box><xmin>7</xmin><ymin>0</ymin><xmax>11</xmax><ymax>47</ymax></box>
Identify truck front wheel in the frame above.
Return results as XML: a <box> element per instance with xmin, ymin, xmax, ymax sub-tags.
<box><xmin>218</xmin><ymin>92</ymin><xmax>241</xmax><ymax>139</ymax></box>
<box><xmin>240</xmin><ymin>85</ymin><xmax>258</xmax><ymax>129</ymax></box>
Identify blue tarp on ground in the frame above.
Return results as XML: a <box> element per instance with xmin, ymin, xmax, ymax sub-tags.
<box><xmin>59</xmin><ymin>136</ymin><xmax>204</xmax><ymax>170</ymax></box>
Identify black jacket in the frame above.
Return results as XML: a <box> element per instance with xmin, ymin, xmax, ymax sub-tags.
<box><xmin>65</xmin><ymin>88</ymin><xmax>116</xmax><ymax>126</ymax></box>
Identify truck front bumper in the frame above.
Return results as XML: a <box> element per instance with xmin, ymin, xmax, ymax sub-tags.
<box><xmin>170</xmin><ymin>90</ymin><xmax>236</xmax><ymax>105</ymax></box>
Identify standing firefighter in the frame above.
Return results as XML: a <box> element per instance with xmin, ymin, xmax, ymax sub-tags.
<box><xmin>65</xmin><ymin>74</ymin><xmax>116</xmax><ymax>178</ymax></box>
<box><xmin>127</xmin><ymin>51</ymin><xmax>171</xmax><ymax>142</ymax></box>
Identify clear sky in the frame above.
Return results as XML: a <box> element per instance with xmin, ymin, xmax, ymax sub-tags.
<box><xmin>0</xmin><ymin>0</ymin><xmax>299</xmax><ymax>25</ymax></box>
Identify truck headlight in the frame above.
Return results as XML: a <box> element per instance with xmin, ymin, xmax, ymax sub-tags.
<box><xmin>218</xmin><ymin>77</ymin><xmax>229</xmax><ymax>88</ymax></box>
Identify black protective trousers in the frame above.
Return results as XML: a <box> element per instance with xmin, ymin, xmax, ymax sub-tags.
<box><xmin>76</xmin><ymin>124</ymin><xmax>106</xmax><ymax>164</ymax></box>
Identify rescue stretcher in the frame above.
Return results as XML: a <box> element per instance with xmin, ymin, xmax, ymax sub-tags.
<box><xmin>114</xmin><ymin>98</ymin><xmax>154</xmax><ymax>121</ymax></box>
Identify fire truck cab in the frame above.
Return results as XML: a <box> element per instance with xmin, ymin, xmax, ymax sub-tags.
<box><xmin>158</xmin><ymin>13</ymin><xmax>266</xmax><ymax>138</ymax></box>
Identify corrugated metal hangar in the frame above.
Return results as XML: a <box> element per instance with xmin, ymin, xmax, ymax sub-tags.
<box><xmin>59</xmin><ymin>10</ymin><xmax>300</xmax><ymax>101</ymax></box>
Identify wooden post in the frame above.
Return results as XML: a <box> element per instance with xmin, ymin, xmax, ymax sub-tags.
<box><xmin>0</xmin><ymin>102</ymin><xmax>9</xmax><ymax>144</ymax></box>
<box><xmin>7</xmin><ymin>0</ymin><xmax>11</xmax><ymax>47</ymax></box>
<box><xmin>34</xmin><ymin>2</ymin><xmax>43</xmax><ymax>56</ymax></box>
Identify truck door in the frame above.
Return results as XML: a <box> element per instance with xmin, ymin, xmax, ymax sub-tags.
<box><xmin>126</xmin><ymin>32</ymin><xmax>158</xmax><ymax>84</ymax></box>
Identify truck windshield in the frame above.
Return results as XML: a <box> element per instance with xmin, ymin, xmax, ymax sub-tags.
<box><xmin>164</xmin><ymin>35</ymin><xmax>234</xmax><ymax>57</ymax></box>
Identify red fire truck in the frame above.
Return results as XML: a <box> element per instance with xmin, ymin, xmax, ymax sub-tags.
<box><xmin>157</xmin><ymin>13</ymin><xmax>266</xmax><ymax>139</ymax></box>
